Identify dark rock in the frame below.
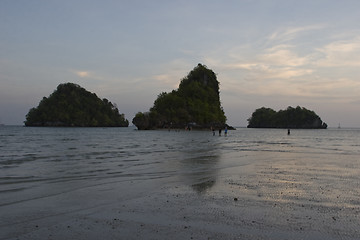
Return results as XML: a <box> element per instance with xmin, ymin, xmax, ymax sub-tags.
<box><xmin>133</xmin><ymin>64</ymin><xmax>232</xmax><ymax>130</ymax></box>
<box><xmin>25</xmin><ymin>83</ymin><xmax>129</xmax><ymax>127</ymax></box>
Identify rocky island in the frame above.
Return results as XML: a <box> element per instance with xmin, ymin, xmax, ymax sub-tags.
<box><xmin>247</xmin><ymin>106</ymin><xmax>327</xmax><ymax>129</ymax></box>
<box><xmin>132</xmin><ymin>64</ymin><xmax>232</xmax><ymax>130</ymax></box>
<box><xmin>24</xmin><ymin>83</ymin><xmax>129</xmax><ymax>127</ymax></box>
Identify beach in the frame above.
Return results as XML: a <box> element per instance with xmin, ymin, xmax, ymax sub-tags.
<box><xmin>1</xmin><ymin>127</ymin><xmax>360</xmax><ymax>239</ymax></box>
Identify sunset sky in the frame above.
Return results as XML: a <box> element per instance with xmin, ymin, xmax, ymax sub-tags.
<box><xmin>1</xmin><ymin>0</ymin><xmax>360</xmax><ymax>127</ymax></box>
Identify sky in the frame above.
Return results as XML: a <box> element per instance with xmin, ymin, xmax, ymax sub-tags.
<box><xmin>1</xmin><ymin>0</ymin><xmax>360</xmax><ymax>127</ymax></box>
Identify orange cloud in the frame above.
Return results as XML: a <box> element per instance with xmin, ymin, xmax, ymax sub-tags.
<box><xmin>75</xmin><ymin>71</ymin><xmax>90</xmax><ymax>78</ymax></box>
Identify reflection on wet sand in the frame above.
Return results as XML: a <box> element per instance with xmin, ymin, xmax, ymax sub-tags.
<box><xmin>176</xmin><ymin>136</ymin><xmax>221</xmax><ymax>193</ymax></box>
<box><xmin>192</xmin><ymin>178</ymin><xmax>216</xmax><ymax>193</ymax></box>
<box><xmin>181</xmin><ymin>154</ymin><xmax>220</xmax><ymax>193</ymax></box>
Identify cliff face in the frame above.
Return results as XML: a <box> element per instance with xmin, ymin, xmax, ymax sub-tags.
<box><xmin>247</xmin><ymin>106</ymin><xmax>328</xmax><ymax>129</ymax></box>
<box><xmin>25</xmin><ymin>83</ymin><xmax>129</xmax><ymax>127</ymax></box>
<box><xmin>132</xmin><ymin>64</ymin><xmax>228</xmax><ymax>130</ymax></box>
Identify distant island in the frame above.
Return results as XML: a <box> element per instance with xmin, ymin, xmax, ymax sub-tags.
<box><xmin>132</xmin><ymin>64</ymin><xmax>233</xmax><ymax>130</ymax></box>
<box><xmin>24</xmin><ymin>83</ymin><xmax>129</xmax><ymax>127</ymax></box>
<box><xmin>247</xmin><ymin>106</ymin><xmax>327</xmax><ymax>129</ymax></box>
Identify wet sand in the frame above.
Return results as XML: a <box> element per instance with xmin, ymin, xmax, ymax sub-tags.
<box><xmin>3</xmin><ymin>150</ymin><xmax>360</xmax><ymax>240</ymax></box>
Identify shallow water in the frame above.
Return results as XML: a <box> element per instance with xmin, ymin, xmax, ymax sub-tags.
<box><xmin>1</xmin><ymin>126</ymin><xmax>360</xmax><ymax>239</ymax></box>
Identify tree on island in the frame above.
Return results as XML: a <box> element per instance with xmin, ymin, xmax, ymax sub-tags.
<box><xmin>247</xmin><ymin>106</ymin><xmax>327</xmax><ymax>129</ymax></box>
<box><xmin>25</xmin><ymin>83</ymin><xmax>129</xmax><ymax>127</ymax></box>
<box><xmin>132</xmin><ymin>64</ymin><xmax>229</xmax><ymax>130</ymax></box>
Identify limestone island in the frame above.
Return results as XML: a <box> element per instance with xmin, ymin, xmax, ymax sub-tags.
<box><xmin>247</xmin><ymin>106</ymin><xmax>327</xmax><ymax>129</ymax></box>
<box><xmin>132</xmin><ymin>64</ymin><xmax>234</xmax><ymax>130</ymax></box>
<box><xmin>24</xmin><ymin>83</ymin><xmax>129</xmax><ymax>127</ymax></box>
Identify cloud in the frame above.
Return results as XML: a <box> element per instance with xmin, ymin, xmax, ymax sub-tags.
<box><xmin>75</xmin><ymin>71</ymin><xmax>91</xmax><ymax>78</ymax></box>
<box><xmin>223</xmin><ymin>74</ymin><xmax>360</xmax><ymax>105</ymax></box>
<box><xmin>267</xmin><ymin>25</ymin><xmax>325</xmax><ymax>43</ymax></box>
<box><xmin>222</xmin><ymin>63</ymin><xmax>259</xmax><ymax>71</ymax></box>
<box><xmin>70</xmin><ymin>69</ymin><xmax>107</xmax><ymax>82</ymax></box>
<box><xmin>315</xmin><ymin>37</ymin><xmax>360</xmax><ymax>67</ymax></box>
<box><xmin>150</xmin><ymin>58</ymin><xmax>196</xmax><ymax>90</ymax></box>
<box><xmin>263</xmin><ymin>67</ymin><xmax>314</xmax><ymax>79</ymax></box>
<box><xmin>259</xmin><ymin>44</ymin><xmax>310</xmax><ymax>67</ymax></box>
<box><xmin>152</xmin><ymin>74</ymin><xmax>178</xmax><ymax>88</ymax></box>
<box><xmin>203</xmin><ymin>28</ymin><xmax>360</xmax><ymax>106</ymax></box>
<box><xmin>204</xmin><ymin>26</ymin><xmax>360</xmax><ymax>107</ymax></box>
<box><xmin>214</xmin><ymin>44</ymin><xmax>314</xmax><ymax>81</ymax></box>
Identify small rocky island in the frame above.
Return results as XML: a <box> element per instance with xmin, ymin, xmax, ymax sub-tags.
<box><xmin>25</xmin><ymin>83</ymin><xmax>129</xmax><ymax>127</ymax></box>
<box><xmin>247</xmin><ymin>106</ymin><xmax>327</xmax><ymax>129</ymax></box>
<box><xmin>132</xmin><ymin>64</ymin><xmax>232</xmax><ymax>130</ymax></box>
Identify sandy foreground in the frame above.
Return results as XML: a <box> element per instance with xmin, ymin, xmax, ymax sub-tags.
<box><xmin>2</xmin><ymin>154</ymin><xmax>360</xmax><ymax>240</ymax></box>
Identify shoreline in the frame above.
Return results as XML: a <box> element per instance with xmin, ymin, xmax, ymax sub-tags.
<box><xmin>1</xmin><ymin>128</ymin><xmax>360</xmax><ymax>240</ymax></box>
<box><xmin>3</xmin><ymin>158</ymin><xmax>360</xmax><ymax>240</ymax></box>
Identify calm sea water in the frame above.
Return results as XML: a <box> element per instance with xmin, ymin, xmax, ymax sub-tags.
<box><xmin>1</xmin><ymin>126</ymin><xmax>360</xmax><ymax>239</ymax></box>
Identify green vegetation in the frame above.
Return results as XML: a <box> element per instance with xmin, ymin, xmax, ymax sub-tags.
<box><xmin>132</xmin><ymin>64</ymin><xmax>228</xmax><ymax>130</ymax></box>
<box><xmin>25</xmin><ymin>83</ymin><xmax>129</xmax><ymax>127</ymax></box>
<box><xmin>247</xmin><ymin>106</ymin><xmax>327</xmax><ymax>129</ymax></box>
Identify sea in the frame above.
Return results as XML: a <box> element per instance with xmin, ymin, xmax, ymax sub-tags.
<box><xmin>1</xmin><ymin>126</ymin><xmax>360</xmax><ymax>239</ymax></box>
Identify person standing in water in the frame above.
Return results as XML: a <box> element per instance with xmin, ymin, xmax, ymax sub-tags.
<box><xmin>218</xmin><ymin>128</ymin><xmax>222</xmax><ymax>136</ymax></box>
<box><xmin>224</xmin><ymin>127</ymin><xmax>228</xmax><ymax>136</ymax></box>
